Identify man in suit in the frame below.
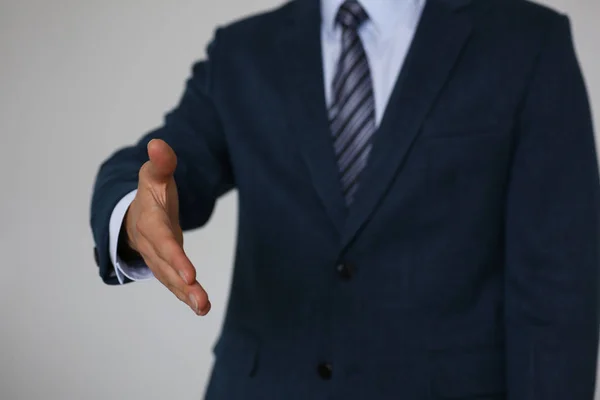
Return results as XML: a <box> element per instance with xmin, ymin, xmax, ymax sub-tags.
<box><xmin>90</xmin><ymin>0</ymin><xmax>600</xmax><ymax>398</ymax></box>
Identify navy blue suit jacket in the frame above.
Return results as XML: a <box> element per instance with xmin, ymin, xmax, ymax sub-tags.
<box><xmin>91</xmin><ymin>0</ymin><xmax>600</xmax><ymax>398</ymax></box>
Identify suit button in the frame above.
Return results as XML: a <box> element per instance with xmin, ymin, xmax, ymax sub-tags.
<box><xmin>336</xmin><ymin>262</ymin><xmax>354</xmax><ymax>281</ymax></box>
<box><xmin>317</xmin><ymin>362</ymin><xmax>333</xmax><ymax>380</ymax></box>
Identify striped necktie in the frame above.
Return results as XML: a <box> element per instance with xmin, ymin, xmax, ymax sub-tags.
<box><xmin>328</xmin><ymin>0</ymin><xmax>376</xmax><ymax>205</ymax></box>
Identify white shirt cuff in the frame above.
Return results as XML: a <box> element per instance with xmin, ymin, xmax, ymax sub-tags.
<box><xmin>108</xmin><ymin>189</ymin><xmax>155</xmax><ymax>284</ymax></box>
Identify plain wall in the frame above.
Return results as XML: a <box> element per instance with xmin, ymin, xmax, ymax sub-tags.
<box><xmin>1</xmin><ymin>1</ymin><xmax>599</xmax><ymax>399</ymax></box>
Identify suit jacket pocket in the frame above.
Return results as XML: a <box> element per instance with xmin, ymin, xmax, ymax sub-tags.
<box><xmin>430</xmin><ymin>346</ymin><xmax>506</xmax><ymax>399</ymax></box>
<box><xmin>421</xmin><ymin>117</ymin><xmax>508</xmax><ymax>139</ymax></box>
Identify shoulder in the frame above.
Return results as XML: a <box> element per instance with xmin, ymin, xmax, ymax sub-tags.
<box><xmin>473</xmin><ymin>0</ymin><xmax>568</xmax><ymax>33</ymax></box>
<box><xmin>211</xmin><ymin>1</ymin><xmax>296</xmax><ymax>50</ymax></box>
<box><xmin>471</xmin><ymin>0</ymin><xmax>571</xmax><ymax>53</ymax></box>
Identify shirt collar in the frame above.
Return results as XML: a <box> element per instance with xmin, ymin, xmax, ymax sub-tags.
<box><xmin>321</xmin><ymin>0</ymin><xmax>415</xmax><ymax>38</ymax></box>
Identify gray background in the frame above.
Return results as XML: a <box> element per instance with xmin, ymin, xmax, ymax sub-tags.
<box><xmin>1</xmin><ymin>0</ymin><xmax>598</xmax><ymax>399</ymax></box>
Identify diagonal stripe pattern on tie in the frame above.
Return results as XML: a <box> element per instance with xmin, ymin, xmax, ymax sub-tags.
<box><xmin>328</xmin><ymin>0</ymin><xmax>376</xmax><ymax>205</ymax></box>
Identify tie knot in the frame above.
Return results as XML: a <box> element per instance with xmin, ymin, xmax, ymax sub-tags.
<box><xmin>336</xmin><ymin>0</ymin><xmax>369</xmax><ymax>30</ymax></box>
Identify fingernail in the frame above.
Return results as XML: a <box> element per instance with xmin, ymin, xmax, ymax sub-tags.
<box><xmin>179</xmin><ymin>271</ymin><xmax>187</xmax><ymax>284</ymax></box>
<box><xmin>199</xmin><ymin>301</ymin><xmax>211</xmax><ymax>316</ymax></box>
<box><xmin>189</xmin><ymin>294</ymin><xmax>198</xmax><ymax>313</ymax></box>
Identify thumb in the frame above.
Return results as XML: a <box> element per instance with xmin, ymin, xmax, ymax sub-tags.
<box><xmin>145</xmin><ymin>139</ymin><xmax>177</xmax><ymax>182</ymax></box>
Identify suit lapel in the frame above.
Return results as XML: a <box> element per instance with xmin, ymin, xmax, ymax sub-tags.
<box><xmin>274</xmin><ymin>0</ymin><xmax>348</xmax><ymax>234</ymax></box>
<box><xmin>342</xmin><ymin>0</ymin><xmax>475</xmax><ymax>248</ymax></box>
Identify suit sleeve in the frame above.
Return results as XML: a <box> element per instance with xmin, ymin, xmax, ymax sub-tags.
<box><xmin>505</xmin><ymin>15</ymin><xmax>600</xmax><ymax>399</ymax></box>
<box><xmin>90</xmin><ymin>32</ymin><xmax>234</xmax><ymax>285</ymax></box>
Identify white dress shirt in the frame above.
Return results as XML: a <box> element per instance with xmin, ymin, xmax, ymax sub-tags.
<box><xmin>109</xmin><ymin>0</ymin><xmax>426</xmax><ymax>284</ymax></box>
